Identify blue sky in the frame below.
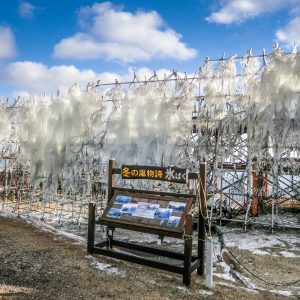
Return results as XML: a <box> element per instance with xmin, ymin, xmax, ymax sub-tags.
<box><xmin>0</xmin><ymin>0</ymin><xmax>299</xmax><ymax>96</ymax></box>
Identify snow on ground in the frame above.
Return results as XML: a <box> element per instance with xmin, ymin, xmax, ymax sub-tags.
<box><xmin>252</xmin><ymin>249</ymin><xmax>270</xmax><ymax>256</ymax></box>
<box><xmin>198</xmin><ymin>289</ymin><xmax>213</xmax><ymax>296</ymax></box>
<box><xmin>217</xmin><ymin>281</ymin><xmax>294</xmax><ymax>297</ymax></box>
<box><xmin>214</xmin><ymin>261</ymin><xmax>236</xmax><ymax>282</ymax></box>
<box><xmin>176</xmin><ymin>286</ymin><xmax>189</xmax><ymax>293</ymax></box>
<box><xmin>216</xmin><ymin>281</ymin><xmax>258</xmax><ymax>294</ymax></box>
<box><xmin>218</xmin><ymin>226</ymin><xmax>300</xmax><ymax>297</ymax></box>
<box><xmin>270</xmin><ymin>290</ymin><xmax>293</xmax><ymax>297</ymax></box>
<box><xmin>85</xmin><ymin>255</ymin><xmax>126</xmax><ymax>277</ymax></box>
<box><xmin>1</xmin><ymin>210</ymin><xmax>299</xmax><ymax>297</ymax></box>
<box><xmin>222</xmin><ymin>227</ymin><xmax>300</xmax><ymax>258</ymax></box>
<box><xmin>280</xmin><ymin>251</ymin><xmax>300</xmax><ymax>258</ymax></box>
<box><xmin>0</xmin><ymin>210</ymin><xmax>87</xmax><ymax>245</ymax></box>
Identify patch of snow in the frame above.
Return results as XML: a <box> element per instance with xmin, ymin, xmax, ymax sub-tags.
<box><xmin>280</xmin><ymin>251</ymin><xmax>299</xmax><ymax>258</ymax></box>
<box><xmin>0</xmin><ymin>210</ymin><xmax>86</xmax><ymax>245</ymax></box>
<box><xmin>252</xmin><ymin>249</ymin><xmax>270</xmax><ymax>256</ymax></box>
<box><xmin>270</xmin><ymin>290</ymin><xmax>293</xmax><ymax>297</ymax></box>
<box><xmin>216</xmin><ymin>281</ymin><xmax>235</xmax><ymax>288</ymax></box>
<box><xmin>199</xmin><ymin>289</ymin><xmax>213</xmax><ymax>295</ymax></box>
<box><xmin>223</xmin><ymin>228</ymin><xmax>299</xmax><ymax>257</ymax></box>
<box><xmin>216</xmin><ymin>281</ymin><xmax>258</xmax><ymax>294</ymax></box>
<box><xmin>234</xmin><ymin>272</ymin><xmax>257</xmax><ymax>290</ymax></box>
<box><xmin>216</xmin><ymin>282</ymin><xmax>293</xmax><ymax>297</ymax></box>
<box><xmin>26</xmin><ymin>216</ymin><xmax>86</xmax><ymax>244</ymax></box>
<box><xmin>85</xmin><ymin>255</ymin><xmax>126</xmax><ymax>277</ymax></box>
<box><xmin>215</xmin><ymin>255</ymin><xmax>258</xmax><ymax>291</ymax></box>
<box><xmin>214</xmin><ymin>273</ymin><xmax>236</xmax><ymax>282</ymax></box>
<box><xmin>176</xmin><ymin>286</ymin><xmax>189</xmax><ymax>293</ymax></box>
<box><xmin>215</xmin><ymin>261</ymin><xmax>236</xmax><ymax>282</ymax></box>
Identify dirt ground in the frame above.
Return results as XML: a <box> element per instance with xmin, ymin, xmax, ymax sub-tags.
<box><xmin>0</xmin><ymin>216</ymin><xmax>298</xmax><ymax>300</ymax></box>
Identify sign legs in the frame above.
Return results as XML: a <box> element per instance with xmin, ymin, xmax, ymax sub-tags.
<box><xmin>88</xmin><ymin>202</ymin><xmax>96</xmax><ymax>253</ymax></box>
<box><xmin>183</xmin><ymin>214</ymin><xmax>193</xmax><ymax>286</ymax></box>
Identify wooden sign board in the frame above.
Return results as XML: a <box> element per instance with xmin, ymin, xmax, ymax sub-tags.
<box><xmin>121</xmin><ymin>165</ymin><xmax>188</xmax><ymax>184</ymax></box>
<box><xmin>100</xmin><ymin>191</ymin><xmax>193</xmax><ymax>233</ymax></box>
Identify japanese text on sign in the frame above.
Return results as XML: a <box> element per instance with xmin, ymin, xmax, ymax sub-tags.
<box><xmin>121</xmin><ymin>165</ymin><xmax>188</xmax><ymax>183</ymax></box>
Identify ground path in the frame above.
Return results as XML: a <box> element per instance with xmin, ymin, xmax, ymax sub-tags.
<box><xmin>0</xmin><ymin>216</ymin><xmax>296</xmax><ymax>299</ymax></box>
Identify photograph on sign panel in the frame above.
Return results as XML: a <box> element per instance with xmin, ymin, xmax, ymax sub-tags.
<box><xmin>121</xmin><ymin>203</ymin><xmax>138</xmax><ymax>215</ymax></box>
<box><xmin>168</xmin><ymin>216</ymin><xmax>181</xmax><ymax>227</ymax></box>
<box><xmin>167</xmin><ymin>201</ymin><xmax>186</xmax><ymax>213</ymax></box>
<box><xmin>107</xmin><ymin>208</ymin><xmax>122</xmax><ymax>219</ymax></box>
<box><xmin>115</xmin><ymin>195</ymin><xmax>133</xmax><ymax>205</ymax></box>
<box><xmin>154</xmin><ymin>208</ymin><xmax>172</xmax><ymax>220</ymax></box>
<box><xmin>160</xmin><ymin>216</ymin><xmax>181</xmax><ymax>227</ymax></box>
<box><xmin>148</xmin><ymin>203</ymin><xmax>160</xmax><ymax>211</ymax></box>
<box><xmin>132</xmin><ymin>202</ymin><xmax>159</xmax><ymax>219</ymax></box>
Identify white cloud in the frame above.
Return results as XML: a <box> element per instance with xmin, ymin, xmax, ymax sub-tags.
<box><xmin>206</xmin><ymin>0</ymin><xmax>299</xmax><ymax>24</ymax></box>
<box><xmin>53</xmin><ymin>2</ymin><xmax>197</xmax><ymax>63</ymax></box>
<box><xmin>0</xmin><ymin>61</ymin><xmax>175</xmax><ymax>95</ymax></box>
<box><xmin>0</xmin><ymin>61</ymin><xmax>120</xmax><ymax>94</ymax></box>
<box><xmin>0</xmin><ymin>26</ymin><xmax>16</xmax><ymax>58</ymax></box>
<box><xmin>18</xmin><ymin>1</ymin><xmax>36</xmax><ymax>19</ymax></box>
<box><xmin>276</xmin><ymin>17</ymin><xmax>300</xmax><ymax>47</ymax></box>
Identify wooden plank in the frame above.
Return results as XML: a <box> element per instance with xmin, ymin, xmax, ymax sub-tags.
<box><xmin>112</xmin><ymin>239</ymin><xmax>184</xmax><ymax>260</ymax></box>
<box><xmin>94</xmin><ymin>240</ymin><xmax>108</xmax><ymax>248</ymax></box>
<box><xmin>190</xmin><ymin>259</ymin><xmax>201</xmax><ymax>272</ymax></box>
<box><xmin>112</xmin><ymin>167</ymin><xmax>121</xmax><ymax>175</ymax></box>
<box><xmin>92</xmin><ymin>247</ymin><xmax>184</xmax><ymax>274</ymax></box>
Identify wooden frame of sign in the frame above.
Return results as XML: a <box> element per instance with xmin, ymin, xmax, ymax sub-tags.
<box><xmin>87</xmin><ymin>159</ymin><xmax>207</xmax><ymax>287</ymax></box>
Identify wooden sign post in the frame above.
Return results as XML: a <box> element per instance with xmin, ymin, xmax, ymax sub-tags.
<box><xmin>87</xmin><ymin>159</ymin><xmax>206</xmax><ymax>287</ymax></box>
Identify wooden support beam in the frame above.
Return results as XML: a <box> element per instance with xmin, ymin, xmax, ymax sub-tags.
<box><xmin>87</xmin><ymin>202</ymin><xmax>96</xmax><ymax>253</ymax></box>
<box><xmin>107</xmin><ymin>159</ymin><xmax>116</xmax><ymax>205</ymax></box>
<box><xmin>252</xmin><ymin>170</ymin><xmax>258</xmax><ymax>217</ymax></box>
<box><xmin>92</xmin><ymin>246</ymin><xmax>184</xmax><ymax>274</ymax></box>
<box><xmin>264</xmin><ymin>173</ymin><xmax>268</xmax><ymax>196</ymax></box>
<box><xmin>183</xmin><ymin>214</ymin><xmax>193</xmax><ymax>286</ymax></box>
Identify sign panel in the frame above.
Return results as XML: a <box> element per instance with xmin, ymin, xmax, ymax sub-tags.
<box><xmin>101</xmin><ymin>191</ymin><xmax>193</xmax><ymax>233</ymax></box>
<box><xmin>121</xmin><ymin>165</ymin><xmax>188</xmax><ymax>184</ymax></box>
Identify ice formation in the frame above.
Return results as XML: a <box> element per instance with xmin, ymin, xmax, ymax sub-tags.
<box><xmin>0</xmin><ymin>46</ymin><xmax>299</xmax><ymax>191</ymax></box>
<box><xmin>104</xmin><ymin>75</ymin><xmax>195</xmax><ymax>166</ymax></box>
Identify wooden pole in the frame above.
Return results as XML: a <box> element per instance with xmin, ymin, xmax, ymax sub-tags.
<box><xmin>107</xmin><ymin>159</ymin><xmax>116</xmax><ymax>205</ymax></box>
<box><xmin>183</xmin><ymin>214</ymin><xmax>193</xmax><ymax>286</ymax></box>
<box><xmin>198</xmin><ymin>162</ymin><xmax>206</xmax><ymax>276</ymax></box>
<box><xmin>264</xmin><ymin>173</ymin><xmax>268</xmax><ymax>196</ymax></box>
<box><xmin>87</xmin><ymin>202</ymin><xmax>96</xmax><ymax>253</ymax></box>
<box><xmin>252</xmin><ymin>170</ymin><xmax>258</xmax><ymax>217</ymax></box>
<box><xmin>258</xmin><ymin>172</ymin><xmax>264</xmax><ymax>213</ymax></box>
